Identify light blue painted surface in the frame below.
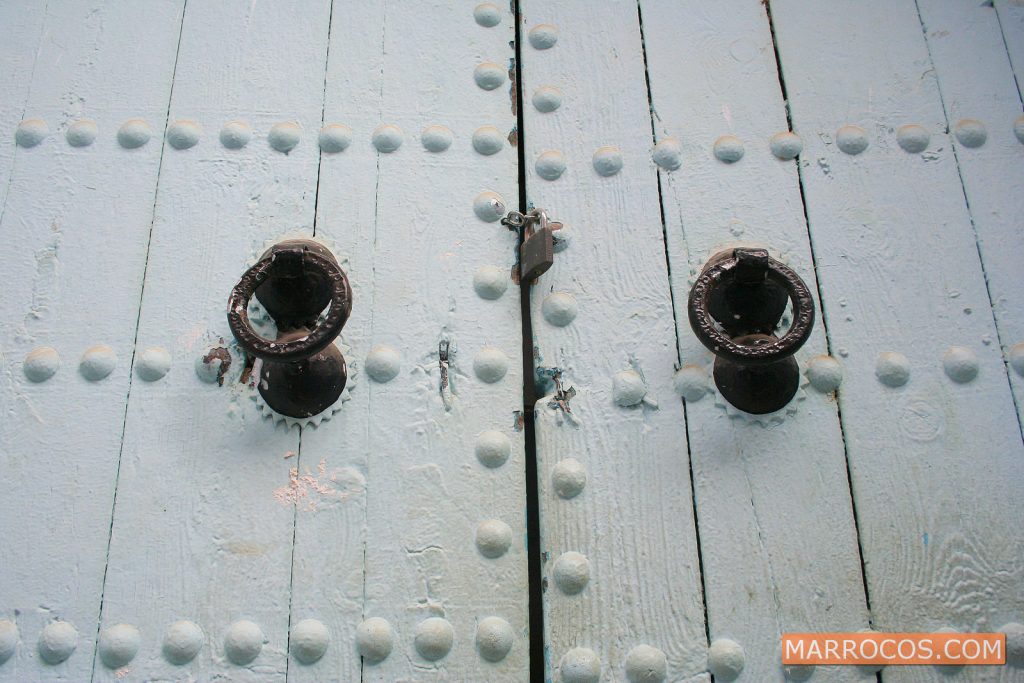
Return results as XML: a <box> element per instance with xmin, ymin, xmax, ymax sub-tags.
<box><xmin>771</xmin><ymin>2</ymin><xmax>1024</xmax><ymax>683</ymax></box>
<box><xmin>0</xmin><ymin>1</ymin><xmax>1021</xmax><ymax>681</ymax></box>
<box><xmin>639</xmin><ymin>0</ymin><xmax>869</xmax><ymax>679</ymax></box>
<box><xmin>518</xmin><ymin>0</ymin><xmax>710</xmax><ymax>680</ymax></box>
<box><xmin>0</xmin><ymin>2</ymin><xmax>185</xmax><ymax>681</ymax></box>
<box><xmin>94</xmin><ymin>2</ymin><xmax>330</xmax><ymax>680</ymax></box>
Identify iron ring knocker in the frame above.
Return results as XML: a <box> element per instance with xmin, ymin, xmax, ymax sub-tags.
<box><xmin>688</xmin><ymin>250</ymin><xmax>815</xmax><ymax>364</ymax></box>
<box><xmin>227</xmin><ymin>240</ymin><xmax>352</xmax><ymax>419</ymax></box>
<box><xmin>688</xmin><ymin>247</ymin><xmax>816</xmax><ymax>414</ymax></box>
<box><xmin>227</xmin><ymin>247</ymin><xmax>352</xmax><ymax>362</ymax></box>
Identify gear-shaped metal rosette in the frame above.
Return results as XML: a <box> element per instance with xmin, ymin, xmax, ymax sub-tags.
<box><xmin>710</xmin><ymin>370</ymin><xmax>808</xmax><ymax>426</ymax></box>
<box><xmin>252</xmin><ymin>340</ymin><xmax>356</xmax><ymax>428</ymax></box>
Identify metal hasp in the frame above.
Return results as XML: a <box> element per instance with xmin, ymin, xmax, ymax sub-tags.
<box><xmin>227</xmin><ymin>239</ymin><xmax>352</xmax><ymax>418</ymax></box>
<box><xmin>688</xmin><ymin>247</ymin><xmax>815</xmax><ymax>414</ymax></box>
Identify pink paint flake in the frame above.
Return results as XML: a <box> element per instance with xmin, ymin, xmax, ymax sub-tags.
<box><xmin>273</xmin><ymin>458</ymin><xmax>353</xmax><ymax>511</ymax></box>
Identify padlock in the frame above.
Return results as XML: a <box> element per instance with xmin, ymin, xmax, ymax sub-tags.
<box><xmin>501</xmin><ymin>208</ymin><xmax>561</xmax><ymax>283</ymax></box>
<box><xmin>520</xmin><ymin>226</ymin><xmax>554</xmax><ymax>282</ymax></box>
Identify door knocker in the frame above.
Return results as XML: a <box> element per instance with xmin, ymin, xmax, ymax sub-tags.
<box><xmin>227</xmin><ymin>239</ymin><xmax>352</xmax><ymax>419</ymax></box>
<box><xmin>688</xmin><ymin>247</ymin><xmax>815</xmax><ymax>414</ymax></box>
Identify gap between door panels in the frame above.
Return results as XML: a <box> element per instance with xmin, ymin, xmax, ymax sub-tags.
<box><xmin>633</xmin><ymin>0</ymin><xmax>715</xmax><ymax>663</ymax></box>
<box><xmin>510</xmin><ymin>1</ymin><xmax>547</xmax><ymax>680</ymax></box>
<box><xmin>512</xmin><ymin>1</ymin><xmax>711</xmax><ymax>678</ymax></box>
<box><xmin>761</xmin><ymin>0</ymin><xmax>878</xmax><ymax>637</ymax></box>
<box><xmin>509</xmin><ymin>2</ymin><xmax>714</xmax><ymax>678</ymax></box>
<box><xmin>763</xmin><ymin>0</ymin><xmax>880</xmax><ymax>677</ymax></box>
<box><xmin>90</xmin><ymin>3</ymin><xmax>191</xmax><ymax>680</ymax></box>
<box><xmin>290</xmin><ymin>0</ymin><xmax>336</xmax><ymax>678</ymax></box>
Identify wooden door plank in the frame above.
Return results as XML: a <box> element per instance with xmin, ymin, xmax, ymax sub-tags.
<box><xmin>92</xmin><ymin>1</ymin><xmax>332</xmax><ymax>681</ymax></box>
<box><xmin>518</xmin><ymin>0</ymin><xmax>709</xmax><ymax>679</ymax></box>
<box><xmin>995</xmin><ymin>0</ymin><xmax>1024</xmax><ymax>98</ymax></box>
<box><xmin>770</xmin><ymin>2</ymin><xmax>1024</xmax><ymax>681</ymax></box>
<box><xmin>0</xmin><ymin>3</ymin><xmax>48</xmax><ymax>214</ymax></box>
<box><xmin>638</xmin><ymin>1</ymin><xmax>870</xmax><ymax>680</ymax></box>
<box><xmin>0</xmin><ymin>1</ymin><xmax>185</xmax><ymax>680</ymax></box>
<box><xmin>278</xmin><ymin>2</ymin><xmax>383</xmax><ymax>679</ymax></box>
<box><xmin>917</xmin><ymin>0</ymin><xmax>1024</xmax><ymax>429</ymax></box>
<box><xmin>301</xmin><ymin>0</ymin><xmax>527</xmax><ymax>678</ymax></box>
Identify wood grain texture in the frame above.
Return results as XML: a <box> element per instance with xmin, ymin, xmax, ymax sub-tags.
<box><xmin>917</xmin><ymin>0</ymin><xmax>1024</xmax><ymax>429</ymax></box>
<box><xmin>279</xmin><ymin>2</ymin><xmax>382</xmax><ymax>679</ymax></box>
<box><xmin>0</xmin><ymin>1</ymin><xmax>184</xmax><ymax>680</ymax></box>
<box><xmin>92</xmin><ymin>1</ymin><xmax>332</xmax><ymax>681</ymax></box>
<box><xmin>0</xmin><ymin>4</ymin><xmax>48</xmax><ymax>214</ymax></box>
<box><xmin>996</xmin><ymin>0</ymin><xmax>1024</xmax><ymax>98</ymax></box>
<box><xmin>639</xmin><ymin>1</ymin><xmax>870</xmax><ymax>680</ymax></box>
<box><xmin>295</xmin><ymin>0</ymin><xmax>528</xmax><ymax>679</ymax></box>
<box><xmin>356</xmin><ymin>0</ymin><xmax>527</xmax><ymax>678</ymax></box>
<box><xmin>770</xmin><ymin>1</ymin><xmax>1024</xmax><ymax>681</ymax></box>
<box><xmin>2</xmin><ymin>4</ymin><xmax>1021</xmax><ymax>683</ymax></box>
<box><xmin>519</xmin><ymin>0</ymin><xmax>709</xmax><ymax>679</ymax></box>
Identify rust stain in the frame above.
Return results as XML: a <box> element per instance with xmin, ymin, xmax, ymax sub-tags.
<box><xmin>508</xmin><ymin>60</ymin><xmax>518</xmax><ymax>116</ymax></box>
<box><xmin>547</xmin><ymin>370</ymin><xmax>576</xmax><ymax>415</ymax></box>
<box><xmin>224</xmin><ymin>541</ymin><xmax>272</xmax><ymax>556</ymax></box>
<box><xmin>239</xmin><ymin>352</ymin><xmax>256</xmax><ymax>386</ymax></box>
<box><xmin>508</xmin><ymin>127</ymin><xmax>518</xmax><ymax>147</ymax></box>
<box><xmin>201</xmin><ymin>345</ymin><xmax>232</xmax><ymax>386</ymax></box>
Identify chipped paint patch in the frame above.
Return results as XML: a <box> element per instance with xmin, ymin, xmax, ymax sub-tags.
<box><xmin>273</xmin><ymin>458</ymin><xmax>365</xmax><ymax>511</ymax></box>
<box><xmin>196</xmin><ymin>344</ymin><xmax>232</xmax><ymax>385</ymax></box>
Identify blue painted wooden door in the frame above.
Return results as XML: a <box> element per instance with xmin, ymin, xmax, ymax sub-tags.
<box><xmin>1</xmin><ymin>1</ymin><xmax>1022</xmax><ymax>682</ymax></box>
